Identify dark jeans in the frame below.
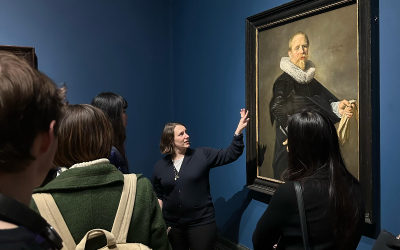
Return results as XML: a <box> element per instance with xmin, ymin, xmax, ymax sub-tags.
<box><xmin>168</xmin><ymin>222</ymin><xmax>217</xmax><ymax>250</ymax></box>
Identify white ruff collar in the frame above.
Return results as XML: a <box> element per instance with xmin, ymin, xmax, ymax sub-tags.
<box><xmin>280</xmin><ymin>57</ymin><xmax>316</xmax><ymax>84</ymax></box>
<box><xmin>69</xmin><ymin>158</ymin><xmax>110</xmax><ymax>169</ymax></box>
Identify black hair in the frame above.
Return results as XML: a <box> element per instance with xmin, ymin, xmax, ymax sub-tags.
<box><xmin>91</xmin><ymin>92</ymin><xmax>128</xmax><ymax>163</ymax></box>
<box><xmin>285</xmin><ymin>109</ymin><xmax>361</xmax><ymax>249</ymax></box>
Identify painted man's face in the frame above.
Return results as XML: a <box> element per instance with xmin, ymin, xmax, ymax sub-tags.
<box><xmin>289</xmin><ymin>34</ymin><xmax>309</xmax><ymax>70</ymax></box>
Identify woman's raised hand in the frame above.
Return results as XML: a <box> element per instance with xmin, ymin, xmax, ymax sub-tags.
<box><xmin>235</xmin><ymin>108</ymin><xmax>250</xmax><ymax>135</ymax></box>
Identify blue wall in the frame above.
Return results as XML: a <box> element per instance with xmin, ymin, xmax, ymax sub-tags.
<box><xmin>0</xmin><ymin>0</ymin><xmax>173</xmax><ymax>178</ymax></box>
<box><xmin>171</xmin><ymin>0</ymin><xmax>400</xmax><ymax>249</ymax></box>
<box><xmin>1</xmin><ymin>0</ymin><xmax>399</xmax><ymax>249</ymax></box>
<box><xmin>171</xmin><ymin>0</ymin><xmax>279</xmax><ymax>247</ymax></box>
<box><xmin>379</xmin><ymin>0</ymin><xmax>400</xmax><ymax>239</ymax></box>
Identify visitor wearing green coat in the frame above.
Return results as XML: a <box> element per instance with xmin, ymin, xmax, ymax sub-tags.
<box><xmin>30</xmin><ymin>104</ymin><xmax>171</xmax><ymax>250</ymax></box>
<box><xmin>31</xmin><ymin>163</ymin><xmax>171</xmax><ymax>250</ymax></box>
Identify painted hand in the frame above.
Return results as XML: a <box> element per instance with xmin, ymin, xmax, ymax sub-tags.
<box><xmin>338</xmin><ymin>99</ymin><xmax>354</xmax><ymax>118</ymax></box>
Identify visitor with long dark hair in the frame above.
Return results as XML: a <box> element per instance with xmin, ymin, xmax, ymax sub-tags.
<box><xmin>252</xmin><ymin>109</ymin><xmax>364</xmax><ymax>250</ymax></box>
<box><xmin>152</xmin><ymin>109</ymin><xmax>249</xmax><ymax>250</ymax></box>
<box><xmin>91</xmin><ymin>92</ymin><xmax>129</xmax><ymax>174</ymax></box>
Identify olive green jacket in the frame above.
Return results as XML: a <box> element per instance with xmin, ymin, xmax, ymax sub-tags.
<box><xmin>30</xmin><ymin>163</ymin><xmax>171</xmax><ymax>250</ymax></box>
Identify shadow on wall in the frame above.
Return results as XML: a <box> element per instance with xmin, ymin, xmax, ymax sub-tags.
<box><xmin>214</xmin><ymin>186</ymin><xmax>252</xmax><ymax>243</ymax></box>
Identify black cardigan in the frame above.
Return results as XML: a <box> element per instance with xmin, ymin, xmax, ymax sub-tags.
<box><xmin>151</xmin><ymin>134</ymin><xmax>244</xmax><ymax>227</ymax></box>
<box><xmin>252</xmin><ymin>178</ymin><xmax>364</xmax><ymax>250</ymax></box>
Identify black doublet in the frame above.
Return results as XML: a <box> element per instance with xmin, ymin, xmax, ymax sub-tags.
<box><xmin>269</xmin><ymin>72</ymin><xmax>340</xmax><ymax>179</ymax></box>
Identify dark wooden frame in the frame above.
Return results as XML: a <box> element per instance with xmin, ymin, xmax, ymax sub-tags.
<box><xmin>0</xmin><ymin>45</ymin><xmax>37</xmax><ymax>69</ymax></box>
<box><xmin>245</xmin><ymin>0</ymin><xmax>380</xmax><ymax>228</ymax></box>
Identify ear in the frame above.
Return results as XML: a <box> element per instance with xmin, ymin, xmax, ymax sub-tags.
<box><xmin>39</xmin><ymin>120</ymin><xmax>57</xmax><ymax>154</ymax></box>
<box><xmin>288</xmin><ymin>50</ymin><xmax>292</xmax><ymax>58</ymax></box>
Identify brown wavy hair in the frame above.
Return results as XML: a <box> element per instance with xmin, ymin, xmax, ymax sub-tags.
<box><xmin>159</xmin><ymin>122</ymin><xmax>185</xmax><ymax>155</ymax></box>
<box><xmin>0</xmin><ymin>51</ymin><xmax>66</xmax><ymax>173</ymax></box>
<box><xmin>54</xmin><ymin>104</ymin><xmax>113</xmax><ymax>168</ymax></box>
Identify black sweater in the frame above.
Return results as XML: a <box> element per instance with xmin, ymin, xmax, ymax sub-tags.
<box><xmin>253</xmin><ymin>178</ymin><xmax>364</xmax><ymax>250</ymax></box>
<box><xmin>151</xmin><ymin>134</ymin><xmax>244</xmax><ymax>227</ymax></box>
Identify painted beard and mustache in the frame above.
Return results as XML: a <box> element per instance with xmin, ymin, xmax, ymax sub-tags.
<box><xmin>296</xmin><ymin>59</ymin><xmax>307</xmax><ymax>70</ymax></box>
<box><xmin>290</xmin><ymin>54</ymin><xmax>308</xmax><ymax>71</ymax></box>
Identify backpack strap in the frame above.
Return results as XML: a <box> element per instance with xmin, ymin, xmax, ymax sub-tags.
<box><xmin>76</xmin><ymin>229</ymin><xmax>119</xmax><ymax>250</ymax></box>
<box><xmin>32</xmin><ymin>193</ymin><xmax>77</xmax><ymax>250</ymax></box>
<box><xmin>111</xmin><ymin>174</ymin><xmax>137</xmax><ymax>244</ymax></box>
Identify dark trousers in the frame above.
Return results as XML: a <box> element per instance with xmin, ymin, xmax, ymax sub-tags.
<box><xmin>168</xmin><ymin>221</ymin><xmax>217</xmax><ymax>250</ymax></box>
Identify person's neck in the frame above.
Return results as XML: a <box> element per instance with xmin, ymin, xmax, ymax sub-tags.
<box><xmin>0</xmin><ymin>165</ymin><xmax>38</xmax><ymax>207</ymax></box>
<box><xmin>172</xmin><ymin>148</ymin><xmax>186</xmax><ymax>161</ymax></box>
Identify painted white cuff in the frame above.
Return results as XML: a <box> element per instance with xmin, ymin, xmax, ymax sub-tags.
<box><xmin>331</xmin><ymin>101</ymin><xmax>342</xmax><ymax>118</ymax></box>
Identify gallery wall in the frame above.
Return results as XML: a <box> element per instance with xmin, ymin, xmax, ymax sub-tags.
<box><xmin>0</xmin><ymin>0</ymin><xmax>173</xmax><ymax>178</ymax></box>
<box><xmin>379</xmin><ymin>0</ymin><xmax>400</xmax><ymax>239</ymax></box>
<box><xmin>171</xmin><ymin>0</ymin><xmax>400</xmax><ymax>249</ymax></box>
<box><xmin>1</xmin><ymin>0</ymin><xmax>399</xmax><ymax>249</ymax></box>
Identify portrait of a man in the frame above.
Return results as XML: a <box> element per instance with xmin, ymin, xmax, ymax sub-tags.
<box><xmin>257</xmin><ymin>4</ymin><xmax>359</xmax><ymax>181</ymax></box>
<box><xmin>269</xmin><ymin>32</ymin><xmax>355</xmax><ymax>179</ymax></box>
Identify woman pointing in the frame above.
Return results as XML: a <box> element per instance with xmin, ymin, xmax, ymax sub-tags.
<box><xmin>152</xmin><ymin>109</ymin><xmax>249</xmax><ymax>250</ymax></box>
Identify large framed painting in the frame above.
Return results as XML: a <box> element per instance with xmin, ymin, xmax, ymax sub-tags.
<box><xmin>245</xmin><ymin>0</ymin><xmax>379</xmax><ymax>225</ymax></box>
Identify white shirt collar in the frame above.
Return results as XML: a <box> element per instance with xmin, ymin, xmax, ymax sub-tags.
<box><xmin>69</xmin><ymin>158</ymin><xmax>110</xmax><ymax>169</ymax></box>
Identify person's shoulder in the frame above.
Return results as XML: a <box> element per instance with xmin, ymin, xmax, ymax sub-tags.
<box><xmin>187</xmin><ymin>147</ymin><xmax>198</xmax><ymax>154</ymax></box>
<box><xmin>136</xmin><ymin>174</ymin><xmax>150</xmax><ymax>185</ymax></box>
<box><xmin>194</xmin><ymin>147</ymin><xmax>214</xmax><ymax>156</ymax></box>
<box><xmin>271</xmin><ymin>181</ymin><xmax>297</xmax><ymax>205</ymax></box>
<box><xmin>154</xmin><ymin>155</ymin><xmax>170</xmax><ymax>167</ymax></box>
<box><xmin>134</xmin><ymin>175</ymin><xmax>157</xmax><ymax>202</ymax></box>
<box><xmin>275</xmin><ymin>181</ymin><xmax>295</xmax><ymax>194</ymax></box>
<box><xmin>275</xmin><ymin>72</ymin><xmax>294</xmax><ymax>82</ymax></box>
<box><xmin>273</xmin><ymin>72</ymin><xmax>296</xmax><ymax>89</ymax></box>
<box><xmin>308</xmin><ymin>77</ymin><xmax>324</xmax><ymax>88</ymax></box>
<box><xmin>133</xmin><ymin>174</ymin><xmax>152</xmax><ymax>191</ymax></box>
